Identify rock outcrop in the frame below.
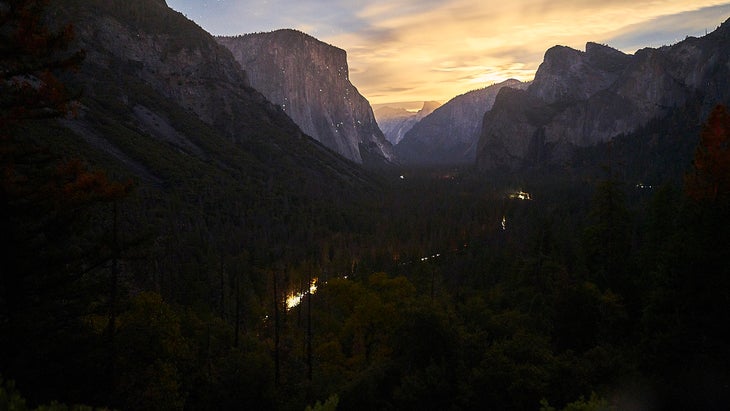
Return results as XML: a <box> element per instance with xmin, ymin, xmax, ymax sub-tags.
<box><xmin>54</xmin><ymin>0</ymin><xmax>378</xmax><ymax>191</ymax></box>
<box><xmin>66</xmin><ymin>0</ymin><xmax>261</xmax><ymax>140</ymax></box>
<box><xmin>374</xmin><ymin>101</ymin><xmax>441</xmax><ymax>145</ymax></box>
<box><xmin>396</xmin><ymin>79</ymin><xmax>527</xmax><ymax>165</ymax></box>
<box><xmin>476</xmin><ymin>20</ymin><xmax>730</xmax><ymax>171</ymax></box>
<box><xmin>218</xmin><ymin>30</ymin><xmax>394</xmax><ymax>165</ymax></box>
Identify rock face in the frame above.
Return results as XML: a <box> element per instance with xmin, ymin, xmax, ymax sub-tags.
<box><xmin>374</xmin><ymin>101</ymin><xmax>441</xmax><ymax>145</ymax></box>
<box><xmin>217</xmin><ymin>30</ymin><xmax>394</xmax><ymax>165</ymax></box>
<box><xmin>476</xmin><ymin>21</ymin><xmax>730</xmax><ymax>171</ymax></box>
<box><xmin>396</xmin><ymin>79</ymin><xmax>527</xmax><ymax>165</ymax></box>
<box><xmin>67</xmin><ymin>0</ymin><xmax>261</xmax><ymax>140</ymax></box>
<box><xmin>55</xmin><ymin>0</ymin><xmax>377</xmax><ymax>191</ymax></box>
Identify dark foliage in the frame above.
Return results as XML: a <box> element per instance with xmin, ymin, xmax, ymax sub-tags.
<box><xmin>2</xmin><ymin>1</ymin><xmax>729</xmax><ymax>410</ymax></box>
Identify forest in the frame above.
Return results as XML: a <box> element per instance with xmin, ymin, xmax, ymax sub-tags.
<box><xmin>2</xmin><ymin>1</ymin><xmax>730</xmax><ymax>410</ymax></box>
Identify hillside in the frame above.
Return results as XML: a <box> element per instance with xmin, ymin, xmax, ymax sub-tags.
<box><xmin>2</xmin><ymin>1</ymin><xmax>386</xmax><ymax>405</ymax></box>
<box><xmin>54</xmin><ymin>0</ymin><xmax>381</xmax><ymax>248</ymax></box>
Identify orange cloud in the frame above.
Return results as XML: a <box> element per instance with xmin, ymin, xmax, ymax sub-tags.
<box><xmin>323</xmin><ymin>0</ymin><xmax>730</xmax><ymax>105</ymax></box>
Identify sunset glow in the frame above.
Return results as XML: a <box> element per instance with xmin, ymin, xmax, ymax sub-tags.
<box><xmin>167</xmin><ymin>0</ymin><xmax>730</xmax><ymax>105</ymax></box>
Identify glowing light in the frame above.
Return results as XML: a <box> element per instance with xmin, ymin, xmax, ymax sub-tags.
<box><xmin>285</xmin><ymin>278</ymin><xmax>318</xmax><ymax>311</ymax></box>
<box><xmin>508</xmin><ymin>191</ymin><xmax>532</xmax><ymax>200</ymax></box>
<box><xmin>309</xmin><ymin>278</ymin><xmax>318</xmax><ymax>294</ymax></box>
<box><xmin>502</xmin><ymin>215</ymin><xmax>507</xmax><ymax>230</ymax></box>
<box><xmin>285</xmin><ymin>293</ymin><xmax>303</xmax><ymax>310</ymax></box>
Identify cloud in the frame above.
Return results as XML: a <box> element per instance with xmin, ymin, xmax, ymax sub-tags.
<box><xmin>326</xmin><ymin>0</ymin><xmax>730</xmax><ymax>104</ymax></box>
<box><xmin>167</xmin><ymin>0</ymin><xmax>730</xmax><ymax>105</ymax></box>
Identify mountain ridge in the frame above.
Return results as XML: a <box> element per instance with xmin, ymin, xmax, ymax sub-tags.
<box><xmin>51</xmin><ymin>0</ymin><xmax>382</xmax><ymax>261</ymax></box>
<box><xmin>396</xmin><ymin>79</ymin><xmax>528</xmax><ymax>166</ymax></box>
<box><xmin>476</xmin><ymin>18</ymin><xmax>730</xmax><ymax>171</ymax></box>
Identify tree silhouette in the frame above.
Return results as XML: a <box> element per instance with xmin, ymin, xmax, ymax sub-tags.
<box><xmin>0</xmin><ymin>0</ymin><xmax>84</xmax><ymax>126</ymax></box>
<box><xmin>685</xmin><ymin>104</ymin><xmax>730</xmax><ymax>205</ymax></box>
<box><xmin>1</xmin><ymin>0</ymin><xmax>129</xmax><ymax>405</ymax></box>
<box><xmin>583</xmin><ymin>178</ymin><xmax>631</xmax><ymax>290</ymax></box>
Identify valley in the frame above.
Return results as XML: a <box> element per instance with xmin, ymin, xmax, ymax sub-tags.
<box><xmin>1</xmin><ymin>1</ymin><xmax>730</xmax><ymax>410</ymax></box>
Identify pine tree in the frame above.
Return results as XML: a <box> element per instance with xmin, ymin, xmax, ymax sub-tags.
<box><xmin>1</xmin><ymin>0</ymin><xmax>129</xmax><ymax>405</ymax></box>
<box><xmin>685</xmin><ymin>104</ymin><xmax>730</xmax><ymax>205</ymax></box>
<box><xmin>583</xmin><ymin>178</ymin><xmax>631</xmax><ymax>290</ymax></box>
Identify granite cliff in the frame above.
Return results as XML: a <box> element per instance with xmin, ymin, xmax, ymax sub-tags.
<box><xmin>397</xmin><ymin>79</ymin><xmax>527</xmax><ymax>166</ymax></box>
<box><xmin>50</xmin><ymin>0</ymin><xmax>379</xmax><ymax>225</ymax></box>
<box><xmin>218</xmin><ymin>30</ymin><xmax>394</xmax><ymax>165</ymax></box>
<box><xmin>54</xmin><ymin>0</ymin><xmax>375</xmax><ymax>186</ymax></box>
<box><xmin>477</xmin><ymin>20</ymin><xmax>730</xmax><ymax>171</ymax></box>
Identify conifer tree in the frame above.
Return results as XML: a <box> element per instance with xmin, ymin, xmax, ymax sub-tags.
<box><xmin>1</xmin><ymin>0</ymin><xmax>129</xmax><ymax>404</ymax></box>
<box><xmin>685</xmin><ymin>104</ymin><xmax>730</xmax><ymax>205</ymax></box>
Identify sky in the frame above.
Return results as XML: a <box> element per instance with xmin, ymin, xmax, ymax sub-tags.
<box><xmin>166</xmin><ymin>0</ymin><xmax>730</xmax><ymax>106</ymax></box>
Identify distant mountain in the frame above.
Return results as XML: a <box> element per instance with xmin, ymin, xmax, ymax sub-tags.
<box><xmin>374</xmin><ymin>101</ymin><xmax>441</xmax><ymax>145</ymax></box>
<box><xmin>477</xmin><ymin>20</ymin><xmax>730</xmax><ymax>171</ymax></box>
<box><xmin>217</xmin><ymin>30</ymin><xmax>394</xmax><ymax>165</ymax></box>
<box><xmin>396</xmin><ymin>79</ymin><xmax>527</xmax><ymax>166</ymax></box>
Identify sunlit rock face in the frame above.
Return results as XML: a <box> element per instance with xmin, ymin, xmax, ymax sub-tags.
<box><xmin>477</xmin><ymin>19</ymin><xmax>730</xmax><ymax>171</ymax></box>
<box><xmin>218</xmin><ymin>30</ymin><xmax>394</xmax><ymax>165</ymax></box>
<box><xmin>530</xmin><ymin>43</ymin><xmax>631</xmax><ymax>104</ymax></box>
<box><xmin>396</xmin><ymin>79</ymin><xmax>527</xmax><ymax>166</ymax></box>
<box><xmin>375</xmin><ymin>101</ymin><xmax>441</xmax><ymax>145</ymax></box>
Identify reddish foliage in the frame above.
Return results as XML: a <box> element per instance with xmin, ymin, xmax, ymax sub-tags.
<box><xmin>686</xmin><ymin>104</ymin><xmax>730</xmax><ymax>204</ymax></box>
<box><xmin>1</xmin><ymin>0</ymin><xmax>84</xmax><ymax>128</ymax></box>
<box><xmin>1</xmin><ymin>0</ymin><xmax>130</xmax><ymax>226</ymax></box>
<box><xmin>54</xmin><ymin>159</ymin><xmax>132</xmax><ymax>206</ymax></box>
